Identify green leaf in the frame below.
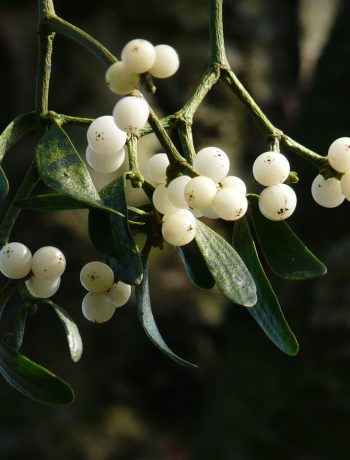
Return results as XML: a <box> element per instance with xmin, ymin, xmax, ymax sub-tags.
<box><xmin>135</xmin><ymin>247</ymin><xmax>197</xmax><ymax>368</ymax></box>
<box><xmin>232</xmin><ymin>217</ymin><xmax>299</xmax><ymax>356</ymax></box>
<box><xmin>248</xmin><ymin>194</ymin><xmax>327</xmax><ymax>280</ymax></box>
<box><xmin>35</xmin><ymin>122</ymin><xmax>123</xmax><ymax>218</ymax></box>
<box><xmin>177</xmin><ymin>240</ymin><xmax>215</xmax><ymax>289</ymax></box>
<box><xmin>43</xmin><ymin>301</ymin><xmax>83</xmax><ymax>363</ymax></box>
<box><xmin>15</xmin><ymin>193</ymin><xmax>86</xmax><ymax>211</ymax></box>
<box><xmin>0</xmin><ymin>168</ymin><xmax>9</xmax><ymax>200</ymax></box>
<box><xmin>0</xmin><ymin>342</ymin><xmax>74</xmax><ymax>405</ymax></box>
<box><xmin>89</xmin><ymin>174</ymin><xmax>143</xmax><ymax>285</ymax></box>
<box><xmin>0</xmin><ymin>112</ymin><xmax>36</xmax><ymax>162</ymax></box>
<box><xmin>194</xmin><ymin>220</ymin><xmax>257</xmax><ymax>307</ymax></box>
<box><xmin>0</xmin><ymin>112</ymin><xmax>36</xmax><ymax>200</ymax></box>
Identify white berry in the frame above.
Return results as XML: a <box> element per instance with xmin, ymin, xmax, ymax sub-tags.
<box><xmin>26</xmin><ymin>276</ymin><xmax>60</xmax><ymax>299</ymax></box>
<box><xmin>259</xmin><ymin>184</ymin><xmax>297</xmax><ymax>220</ymax></box>
<box><xmin>162</xmin><ymin>210</ymin><xmax>196</xmax><ymax>246</ymax></box>
<box><xmin>80</xmin><ymin>261</ymin><xmax>114</xmax><ymax>293</ymax></box>
<box><xmin>121</xmin><ymin>39</ymin><xmax>156</xmax><ymax>74</ymax></box>
<box><xmin>220</xmin><ymin>175</ymin><xmax>247</xmax><ymax>195</ymax></box>
<box><xmin>109</xmin><ymin>281</ymin><xmax>131</xmax><ymax>308</ymax></box>
<box><xmin>87</xmin><ymin>116</ymin><xmax>127</xmax><ymax>155</ymax></box>
<box><xmin>82</xmin><ymin>292</ymin><xmax>115</xmax><ymax>323</ymax></box>
<box><xmin>328</xmin><ymin>137</ymin><xmax>350</xmax><ymax>173</ymax></box>
<box><xmin>105</xmin><ymin>61</ymin><xmax>140</xmax><ymax>95</ymax></box>
<box><xmin>253</xmin><ymin>151</ymin><xmax>290</xmax><ymax>186</ymax></box>
<box><xmin>193</xmin><ymin>147</ymin><xmax>230</xmax><ymax>183</ymax></box>
<box><xmin>311</xmin><ymin>174</ymin><xmax>345</xmax><ymax>208</ymax></box>
<box><xmin>167</xmin><ymin>175</ymin><xmax>191</xmax><ymax>208</ymax></box>
<box><xmin>213</xmin><ymin>188</ymin><xmax>248</xmax><ymax>221</ymax></box>
<box><xmin>113</xmin><ymin>96</ymin><xmax>149</xmax><ymax>134</ymax></box>
<box><xmin>147</xmin><ymin>153</ymin><xmax>169</xmax><ymax>183</ymax></box>
<box><xmin>32</xmin><ymin>246</ymin><xmax>66</xmax><ymax>280</ymax></box>
<box><xmin>341</xmin><ymin>171</ymin><xmax>350</xmax><ymax>200</ymax></box>
<box><xmin>152</xmin><ymin>184</ymin><xmax>181</xmax><ymax>215</ymax></box>
<box><xmin>184</xmin><ymin>176</ymin><xmax>218</xmax><ymax>209</ymax></box>
<box><xmin>0</xmin><ymin>242</ymin><xmax>32</xmax><ymax>279</ymax></box>
<box><xmin>86</xmin><ymin>145</ymin><xmax>125</xmax><ymax>174</ymax></box>
<box><xmin>149</xmin><ymin>44</ymin><xmax>180</xmax><ymax>79</ymax></box>
<box><xmin>201</xmin><ymin>206</ymin><xmax>219</xmax><ymax>219</ymax></box>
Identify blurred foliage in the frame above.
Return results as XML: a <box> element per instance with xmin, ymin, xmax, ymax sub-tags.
<box><xmin>1</xmin><ymin>0</ymin><xmax>350</xmax><ymax>459</ymax></box>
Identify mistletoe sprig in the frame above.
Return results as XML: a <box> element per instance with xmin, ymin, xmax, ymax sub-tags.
<box><xmin>1</xmin><ymin>0</ymin><xmax>347</xmax><ymax>404</ymax></box>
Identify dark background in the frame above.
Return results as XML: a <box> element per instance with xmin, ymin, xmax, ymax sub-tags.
<box><xmin>1</xmin><ymin>0</ymin><xmax>350</xmax><ymax>459</ymax></box>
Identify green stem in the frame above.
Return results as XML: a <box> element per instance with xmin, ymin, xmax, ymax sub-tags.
<box><xmin>0</xmin><ymin>280</ymin><xmax>16</xmax><ymax>320</ymax></box>
<box><xmin>44</xmin><ymin>111</ymin><xmax>94</xmax><ymax>127</ymax></box>
<box><xmin>181</xmin><ymin>67</ymin><xmax>220</xmax><ymax>121</ymax></box>
<box><xmin>47</xmin><ymin>15</ymin><xmax>116</xmax><ymax>67</ymax></box>
<box><xmin>177</xmin><ymin>123</ymin><xmax>196</xmax><ymax>164</ymax></box>
<box><xmin>209</xmin><ymin>0</ymin><xmax>229</xmax><ymax>66</ymax></box>
<box><xmin>127</xmin><ymin>135</ymin><xmax>144</xmax><ymax>188</ymax></box>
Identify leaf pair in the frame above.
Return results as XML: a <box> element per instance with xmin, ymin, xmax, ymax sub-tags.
<box><xmin>18</xmin><ymin>122</ymin><xmax>143</xmax><ymax>285</ymax></box>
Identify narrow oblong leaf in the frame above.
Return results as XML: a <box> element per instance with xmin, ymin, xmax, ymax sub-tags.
<box><xmin>0</xmin><ymin>112</ymin><xmax>36</xmax><ymax>162</ymax></box>
<box><xmin>232</xmin><ymin>217</ymin><xmax>299</xmax><ymax>356</ymax></box>
<box><xmin>195</xmin><ymin>220</ymin><xmax>257</xmax><ymax>307</ymax></box>
<box><xmin>248</xmin><ymin>194</ymin><xmax>327</xmax><ymax>280</ymax></box>
<box><xmin>15</xmin><ymin>193</ymin><xmax>86</xmax><ymax>211</ymax></box>
<box><xmin>0</xmin><ymin>168</ymin><xmax>9</xmax><ymax>200</ymax></box>
<box><xmin>35</xmin><ymin>122</ymin><xmax>123</xmax><ymax>218</ymax></box>
<box><xmin>177</xmin><ymin>240</ymin><xmax>215</xmax><ymax>289</ymax></box>
<box><xmin>135</xmin><ymin>247</ymin><xmax>197</xmax><ymax>368</ymax></box>
<box><xmin>44</xmin><ymin>301</ymin><xmax>83</xmax><ymax>362</ymax></box>
<box><xmin>89</xmin><ymin>174</ymin><xmax>143</xmax><ymax>285</ymax></box>
<box><xmin>0</xmin><ymin>342</ymin><xmax>74</xmax><ymax>405</ymax></box>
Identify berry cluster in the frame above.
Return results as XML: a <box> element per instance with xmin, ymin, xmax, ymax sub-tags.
<box><xmin>148</xmin><ymin>147</ymin><xmax>248</xmax><ymax>246</ymax></box>
<box><xmin>312</xmin><ymin>137</ymin><xmax>350</xmax><ymax>208</ymax></box>
<box><xmin>106</xmin><ymin>39</ymin><xmax>179</xmax><ymax>96</ymax></box>
<box><xmin>252</xmin><ymin>151</ymin><xmax>296</xmax><ymax>221</ymax></box>
<box><xmin>85</xmin><ymin>95</ymin><xmax>149</xmax><ymax>174</ymax></box>
<box><xmin>80</xmin><ymin>261</ymin><xmax>131</xmax><ymax>323</ymax></box>
<box><xmin>0</xmin><ymin>243</ymin><xmax>66</xmax><ymax>299</ymax></box>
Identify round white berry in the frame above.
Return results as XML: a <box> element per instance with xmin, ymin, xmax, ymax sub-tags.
<box><xmin>200</xmin><ymin>206</ymin><xmax>219</xmax><ymax>219</ymax></box>
<box><xmin>311</xmin><ymin>174</ymin><xmax>345</xmax><ymax>208</ymax></box>
<box><xmin>80</xmin><ymin>261</ymin><xmax>114</xmax><ymax>293</ymax></box>
<box><xmin>147</xmin><ymin>153</ymin><xmax>169</xmax><ymax>183</ymax></box>
<box><xmin>193</xmin><ymin>147</ymin><xmax>230</xmax><ymax>183</ymax></box>
<box><xmin>87</xmin><ymin>116</ymin><xmax>127</xmax><ymax>155</ymax></box>
<box><xmin>109</xmin><ymin>281</ymin><xmax>131</xmax><ymax>308</ymax></box>
<box><xmin>113</xmin><ymin>96</ymin><xmax>149</xmax><ymax>134</ymax></box>
<box><xmin>184</xmin><ymin>176</ymin><xmax>218</xmax><ymax>209</ymax></box>
<box><xmin>149</xmin><ymin>44</ymin><xmax>180</xmax><ymax>79</ymax></box>
<box><xmin>32</xmin><ymin>246</ymin><xmax>66</xmax><ymax>280</ymax></box>
<box><xmin>259</xmin><ymin>184</ymin><xmax>297</xmax><ymax>221</ymax></box>
<box><xmin>162</xmin><ymin>208</ymin><xmax>196</xmax><ymax>225</ymax></box>
<box><xmin>121</xmin><ymin>39</ymin><xmax>156</xmax><ymax>74</ymax></box>
<box><xmin>105</xmin><ymin>61</ymin><xmax>140</xmax><ymax>95</ymax></box>
<box><xmin>221</xmin><ymin>175</ymin><xmax>247</xmax><ymax>195</ymax></box>
<box><xmin>213</xmin><ymin>188</ymin><xmax>248</xmax><ymax>221</ymax></box>
<box><xmin>26</xmin><ymin>276</ymin><xmax>60</xmax><ymax>299</ymax></box>
<box><xmin>341</xmin><ymin>171</ymin><xmax>350</xmax><ymax>200</ymax></box>
<box><xmin>328</xmin><ymin>137</ymin><xmax>350</xmax><ymax>173</ymax></box>
<box><xmin>253</xmin><ymin>151</ymin><xmax>290</xmax><ymax>186</ymax></box>
<box><xmin>86</xmin><ymin>145</ymin><xmax>125</xmax><ymax>174</ymax></box>
<box><xmin>82</xmin><ymin>292</ymin><xmax>115</xmax><ymax>323</ymax></box>
<box><xmin>0</xmin><ymin>242</ymin><xmax>32</xmax><ymax>279</ymax></box>
<box><xmin>167</xmin><ymin>175</ymin><xmax>191</xmax><ymax>208</ymax></box>
<box><xmin>152</xmin><ymin>184</ymin><xmax>181</xmax><ymax>215</ymax></box>
<box><xmin>162</xmin><ymin>210</ymin><xmax>196</xmax><ymax>246</ymax></box>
